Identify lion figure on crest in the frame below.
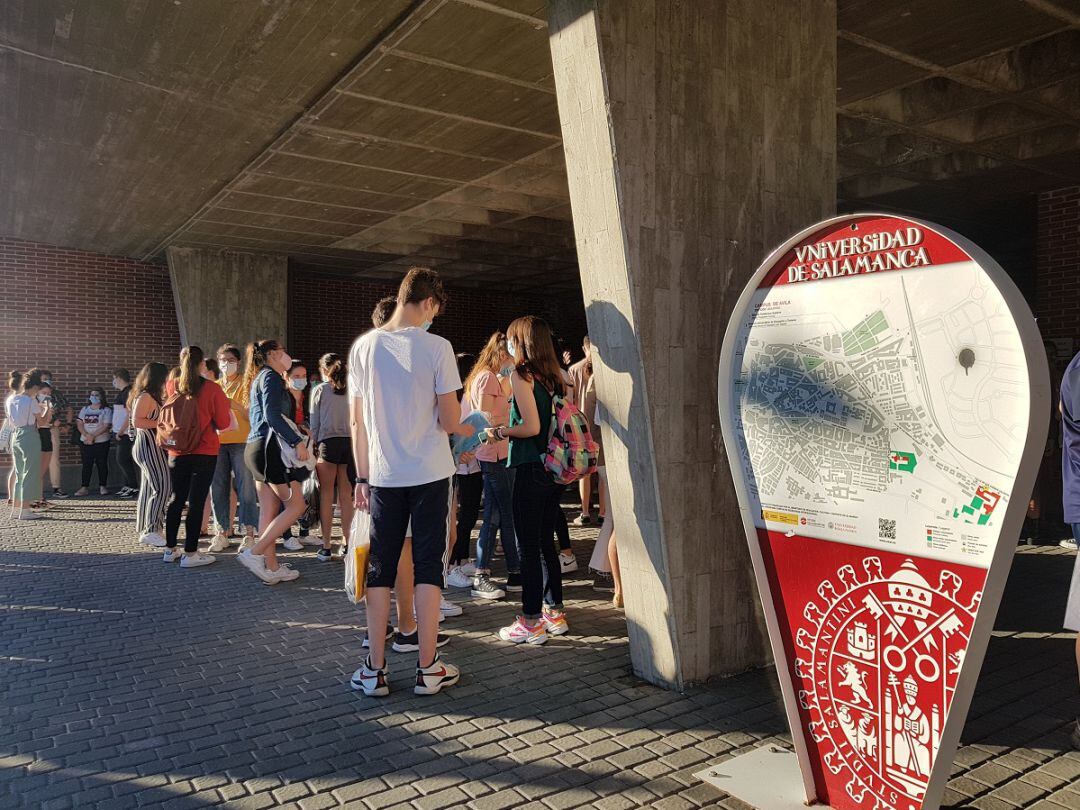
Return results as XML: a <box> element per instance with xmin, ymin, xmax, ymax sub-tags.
<box><xmin>837</xmin><ymin>661</ymin><xmax>873</xmax><ymax>707</ymax></box>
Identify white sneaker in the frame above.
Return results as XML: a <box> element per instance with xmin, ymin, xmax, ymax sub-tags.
<box><xmin>14</xmin><ymin>510</ymin><xmax>43</xmax><ymax>520</ymax></box>
<box><xmin>439</xmin><ymin>597</ymin><xmax>463</xmax><ymax>618</ymax></box>
<box><xmin>236</xmin><ymin>548</ymin><xmax>266</xmax><ymax>575</ymax></box>
<box><xmin>559</xmin><ymin>554</ymin><xmax>579</xmax><ymax>574</ymax></box>
<box><xmin>162</xmin><ymin>548</ymin><xmax>183</xmax><ymax>563</ymax></box>
<box><xmin>300</xmin><ymin>535</ymin><xmax>323</xmax><ymax>546</ymax></box>
<box><xmin>457</xmin><ymin>561</ymin><xmax>477</xmax><ymax>577</ymax></box>
<box><xmin>208</xmin><ymin>533</ymin><xmax>229</xmax><ymax>553</ymax></box>
<box><xmin>262</xmin><ymin>563</ymin><xmax>300</xmax><ymax>584</ymax></box>
<box><xmin>237</xmin><ymin>536</ymin><xmax>256</xmax><ymax>553</ymax></box>
<box><xmin>139</xmin><ymin>532</ymin><xmax>167</xmax><ymax>548</ymax></box>
<box><xmin>282</xmin><ymin>537</ymin><xmax>303</xmax><ymax>551</ymax></box>
<box><xmin>180</xmin><ymin>552</ymin><xmax>216</xmax><ymax>569</ymax></box>
<box><xmin>445</xmin><ymin>566</ymin><xmax>472</xmax><ymax>589</ymax></box>
<box><xmin>1060</xmin><ymin>537</ymin><xmax>1078</xmax><ymax>551</ymax></box>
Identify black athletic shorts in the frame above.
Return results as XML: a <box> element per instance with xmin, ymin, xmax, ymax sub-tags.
<box><xmin>367</xmin><ymin>478</ymin><xmax>451</xmax><ymax>589</ymax></box>
<box><xmin>316</xmin><ymin>436</ymin><xmax>357</xmax><ymax>483</ymax></box>
<box><xmin>244</xmin><ymin>435</ymin><xmax>310</xmax><ymax>486</ymax></box>
<box><xmin>38</xmin><ymin>427</ymin><xmax>53</xmax><ymax>452</ymax></box>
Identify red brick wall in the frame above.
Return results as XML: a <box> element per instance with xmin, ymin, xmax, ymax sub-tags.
<box><xmin>287</xmin><ymin>267</ymin><xmax>588</xmax><ymax>371</ymax></box>
<box><xmin>1036</xmin><ymin>185</ymin><xmax>1080</xmax><ymax>344</ymax></box>
<box><xmin>0</xmin><ymin>238</ymin><xmax>181</xmax><ymax>463</ymax></box>
<box><xmin>1033</xmin><ymin>186</ymin><xmax>1080</xmax><ymax>536</ymax></box>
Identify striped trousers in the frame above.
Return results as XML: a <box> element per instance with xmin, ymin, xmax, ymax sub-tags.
<box><xmin>133</xmin><ymin>428</ymin><xmax>170</xmax><ymax>535</ymax></box>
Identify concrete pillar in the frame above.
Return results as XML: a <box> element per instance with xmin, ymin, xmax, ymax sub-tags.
<box><xmin>549</xmin><ymin>0</ymin><xmax>836</xmax><ymax>687</ymax></box>
<box><xmin>166</xmin><ymin>247</ymin><xmax>289</xmax><ymax>353</ymax></box>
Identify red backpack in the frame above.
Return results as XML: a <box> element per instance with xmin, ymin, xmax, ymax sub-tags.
<box><xmin>156</xmin><ymin>391</ymin><xmax>201</xmax><ymax>454</ymax></box>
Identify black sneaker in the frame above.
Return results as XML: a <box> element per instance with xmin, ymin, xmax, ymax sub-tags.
<box><xmin>362</xmin><ymin>626</ymin><xmax>394</xmax><ymax>649</ymax></box>
<box><xmin>52</xmin><ymin>489</ymin><xmax>69</xmax><ymax>499</ymax></box>
<box><xmin>392</xmin><ymin>630</ymin><xmax>449</xmax><ymax>653</ymax></box>
<box><xmin>471</xmin><ymin>573</ymin><xmax>506</xmax><ymax>600</ymax></box>
<box><xmin>316</xmin><ymin>547</ymin><xmax>333</xmax><ymax>562</ymax></box>
<box><xmin>504</xmin><ymin>572</ymin><xmax>522</xmax><ymax>593</ymax></box>
<box><xmin>592</xmin><ymin>569</ymin><xmax>615</xmax><ymax>592</ymax></box>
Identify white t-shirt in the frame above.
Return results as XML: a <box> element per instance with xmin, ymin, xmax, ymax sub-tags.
<box><xmin>5</xmin><ymin>393</ymin><xmax>41</xmax><ymax>427</ymax></box>
<box><xmin>348</xmin><ymin>326</ymin><xmax>461</xmax><ymax>487</ymax></box>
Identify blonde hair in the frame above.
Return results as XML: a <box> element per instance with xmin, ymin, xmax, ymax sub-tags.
<box><xmin>463</xmin><ymin>332</ymin><xmax>507</xmax><ymax>407</ymax></box>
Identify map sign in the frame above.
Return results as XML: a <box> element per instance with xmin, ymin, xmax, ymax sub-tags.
<box><xmin>717</xmin><ymin>215</ymin><xmax>1049</xmax><ymax>810</ymax></box>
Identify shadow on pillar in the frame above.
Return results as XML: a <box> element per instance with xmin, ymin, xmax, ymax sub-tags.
<box><xmin>585</xmin><ymin>298</ymin><xmax>682</xmax><ymax>685</ymax></box>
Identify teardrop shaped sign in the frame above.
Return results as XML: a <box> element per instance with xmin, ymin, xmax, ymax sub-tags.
<box><xmin>717</xmin><ymin>214</ymin><xmax>1049</xmax><ymax>810</ymax></box>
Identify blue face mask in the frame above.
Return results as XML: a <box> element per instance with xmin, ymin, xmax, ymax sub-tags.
<box><xmin>421</xmin><ymin>320</ymin><xmax>432</xmax><ymax>331</ymax></box>
<box><xmin>89</xmin><ymin>395</ymin><xmax>101</xmax><ymax>405</ymax></box>
<box><xmin>507</xmin><ymin>340</ymin><xmax>517</xmax><ymax>359</ymax></box>
<box><xmin>289</xmin><ymin>379</ymin><xmax>308</xmax><ymax>391</ymax></box>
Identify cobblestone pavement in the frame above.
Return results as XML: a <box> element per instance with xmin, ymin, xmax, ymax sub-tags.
<box><xmin>1</xmin><ymin>499</ymin><xmax>1078</xmax><ymax>809</ymax></box>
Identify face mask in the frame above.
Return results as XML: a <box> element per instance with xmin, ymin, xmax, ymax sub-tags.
<box><xmin>280</xmin><ymin>352</ymin><xmax>293</xmax><ymax>368</ymax></box>
<box><xmin>37</xmin><ymin>393</ymin><xmax>49</xmax><ymax>402</ymax></box>
<box><xmin>506</xmin><ymin>340</ymin><xmax>517</xmax><ymax>359</ymax></box>
<box><xmin>222</xmin><ymin>360</ymin><xmax>238</xmax><ymax>377</ymax></box>
<box><xmin>421</xmin><ymin>321</ymin><xmax>432</xmax><ymax>331</ymax></box>
<box><xmin>42</xmin><ymin>378</ymin><xmax>52</xmax><ymax>385</ymax></box>
<box><xmin>112</xmin><ymin>378</ymin><xmax>123</xmax><ymax>390</ymax></box>
<box><xmin>290</xmin><ymin>378</ymin><xmax>308</xmax><ymax>391</ymax></box>
<box><xmin>500</xmin><ymin>364</ymin><xmax>515</xmax><ymax>377</ymax></box>
<box><xmin>89</xmin><ymin>395</ymin><xmax>101</xmax><ymax>405</ymax></box>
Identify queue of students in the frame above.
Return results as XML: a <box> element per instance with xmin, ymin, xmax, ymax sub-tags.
<box><xmin>3</xmin><ymin>265</ymin><xmax>620</xmax><ymax>697</ymax></box>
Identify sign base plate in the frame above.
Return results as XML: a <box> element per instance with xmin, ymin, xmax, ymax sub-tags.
<box><xmin>695</xmin><ymin>746</ymin><xmax>816</xmax><ymax>810</ymax></box>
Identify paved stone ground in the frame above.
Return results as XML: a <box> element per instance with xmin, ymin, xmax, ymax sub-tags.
<box><xmin>0</xmin><ymin>498</ymin><xmax>1078</xmax><ymax>810</ymax></box>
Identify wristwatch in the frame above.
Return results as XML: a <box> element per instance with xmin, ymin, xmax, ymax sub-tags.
<box><xmin>358</xmin><ymin>477</ymin><xmax>368</xmax><ymax>485</ymax></box>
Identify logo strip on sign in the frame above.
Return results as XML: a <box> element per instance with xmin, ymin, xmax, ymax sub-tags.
<box><xmin>715</xmin><ymin>214</ymin><xmax>1049</xmax><ymax>810</ymax></box>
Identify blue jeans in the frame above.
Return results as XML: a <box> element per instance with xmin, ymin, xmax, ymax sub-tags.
<box><xmin>477</xmin><ymin>460</ymin><xmax>519</xmax><ymax>573</ymax></box>
<box><xmin>212</xmin><ymin>443</ymin><xmax>258</xmax><ymax>532</ymax></box>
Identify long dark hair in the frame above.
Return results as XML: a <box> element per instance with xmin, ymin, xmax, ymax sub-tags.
<box><xmin>7</xmin><ymin>370</ymin><xmax>22</xmax><ymax>393</ymax></box>
<box><xmin>319</xmin><ymin>353</ymin><xmax>347</xmax><ymax>395</ymax></box>
<box><xmin>88</xmin><ymin>387</ymin><xmax>108</xmax><ymax>407</ymax></box>
<box><xmin>131</xmin><ymin>362</ymin><xmax>169</xmax><ymax>406</ymax></box>
<box><xmin>242</xmin><ymin>339</ymin><xmax>281</xmax><ymax>404</ymax></box>
<box><xmin>20</xmin><ymin>368</ymin><xmax>45</xmax><ymax>392</ymax></box>
<box><xmin>177</xmin><ymin>346</ymin><xmax>205</xmax><ymax>397</ymax></box>
<box><xmin>506</xmin><ymin>316</ymin><xmax>564</xmax><ymax>396</ymax></box>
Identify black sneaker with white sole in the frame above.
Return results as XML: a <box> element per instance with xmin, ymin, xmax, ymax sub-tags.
<box><xmin>471</xmin><ymin>573</ymin><xmax>505</xmax><ymax>600</ymax></box>
<box><xmin>504</xmin><ymin>572</ymin><xmax>522</xmax><ymax>593</ymax></box>
<box><xmin>362</xmin><ymin>626</ymin><xmax>395</xmax><ymax>649</ymax></box>
<box><xmin>392</xmin><ymin>630</ymin><xmax>449</xmax><ymax>653</ymax></box>
<box><xmin>591</xmin><ymin>569</ymin><xmax>615</xmax><ymax>592</ymax></box>
<box><xmin>316</xmin><ymin>547</ymin><xmax>333</xmax><ymax>561</ymax></box>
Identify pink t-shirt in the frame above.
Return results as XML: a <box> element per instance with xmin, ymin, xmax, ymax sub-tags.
<box><xmin>471</xmin><ymin>370</ymin><xmax>509</xmax><ymax>463</ymax></box>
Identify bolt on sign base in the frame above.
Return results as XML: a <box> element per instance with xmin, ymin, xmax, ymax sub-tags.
<box><xmin>715</xmin><ymin>214</ymin><xmax>1050</xmax><ymax>810</ymax></box>
<box><xmin>696</xmin><ymin>746</ymin><xmax>809</xmax><ymax>810</ymax></box>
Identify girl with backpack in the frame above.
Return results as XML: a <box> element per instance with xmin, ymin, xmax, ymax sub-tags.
<box><xmin>161</xmin><ymin>346</ymin><xmax>233</xmax><ymax>568</ymax></box>
<box><xmin>130</xmin><ymin>362</ymin><xmax>171</xmax><ymax>548</ymax></box>
<box><xmin>237</xmin><ymin>339</ymin><xmax>309</xmax><ymax>584</ymax></box>
<box><xmin>486</xmin><ymin>316</ymin><xmax>570</xmax><ymax>646</ymax></box>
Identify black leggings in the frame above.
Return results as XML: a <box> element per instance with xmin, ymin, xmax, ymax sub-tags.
<box><xmin>115</xmin><ymin>436</ymin><xmax>140</xmax><ymax>489</ymax></box>
<box><xmin>165</xmin><ymin>454</ymin><xmax>217</xmax><ymax>552</ymax></box>
<box><xmin>453</xmin><ymin>472</ymin><xmax>483</xmax><ymax>564</ymax></box>
<box><xmin>80</xmin><ymin>442</ymin><xmax>110</xmax><ymax>487</ymax></box>
<box><xmin>552</xmin><ymin>497</ymin><xmax>570</xmax><ymax>551</ymax></box>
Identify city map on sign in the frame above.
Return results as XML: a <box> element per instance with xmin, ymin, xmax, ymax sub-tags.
<box><xmin>732</xmin><ymin>260</ymin><xmax>1030</xmax><ymax>568</ymax></box>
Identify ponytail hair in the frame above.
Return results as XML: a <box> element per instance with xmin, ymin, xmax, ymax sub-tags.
<box><xmin>319</xmin><ymin>353</ymin><xmax>347</xmax><ymax>394</ymax></box>
<box><xmin>177</xmin><ymin>345</ymin><xmax>205</xmax><ymax>397</ymax></box>
<box><xmin>8</xmin><ymin>370</ymin><xmax>23</xmax><ymax>393</ymax></box>
<box><xmin>21</xmin><ymin>368</ymin><xmax>45</xmax><ymax>392</ymax></box>
<box><xmin>241</xmin><ymin>339</ymin><xmax>280</xmax><ymax>406</ymax></box>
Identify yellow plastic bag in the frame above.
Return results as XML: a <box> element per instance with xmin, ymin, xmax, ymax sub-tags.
<box><xmin>345</xmin><ymin>509</ymin><xmax>371</xmax><ymax>604</ymax></box>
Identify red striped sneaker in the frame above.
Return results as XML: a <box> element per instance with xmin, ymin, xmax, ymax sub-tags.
<box><xmin>542</xmin><ymin>607</ymin><xmax>569</xmax><ymax>636</ymax></box>
<box><xmin>414</xmin><ymin>654</ymin><xmax>460</xmax><ymax>695</ymax></box>
<box><xmin>350</xmin><ymin>657</ymin><xmax>390</xmax><ymax>697</ymax></box>
<box><xmin>498</xmin><ymin>616</ymin><xmax>547</xmax><ymax>645</ymax></box>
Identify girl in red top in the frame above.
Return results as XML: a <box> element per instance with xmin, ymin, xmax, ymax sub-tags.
<box><xmin>162</xmin><ymin>345</ymin><xmax>233</xmax><ymax>568</ymax></box>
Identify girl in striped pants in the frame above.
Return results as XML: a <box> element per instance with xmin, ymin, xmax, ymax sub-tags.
<box><xmin>130</xmin><ymin>363</ymin><xmax>171</xmax><ymax>548</ymax></box>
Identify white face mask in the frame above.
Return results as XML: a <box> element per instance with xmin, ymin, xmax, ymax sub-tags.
<box><xmin>221</xmin><ymin>360</ymin><xmax>238</xmax><ymax>377</ymax></box>
<box><xmin>506</xmin><ymin>340</ymin><xmax>517</xmax><ymax>359</ymax></box>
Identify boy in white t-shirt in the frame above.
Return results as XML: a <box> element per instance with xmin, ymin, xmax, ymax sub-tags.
<box><xmin>348</xmin><ymin>268</ymin><xmax>474</xmax><ymax>697</ymax></box>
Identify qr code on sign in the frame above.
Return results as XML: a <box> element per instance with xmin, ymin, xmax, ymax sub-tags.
<box><xmin>878</xmin><ymin>518</ymin><xmax>897</xmax><ymax>540</ymax></box>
